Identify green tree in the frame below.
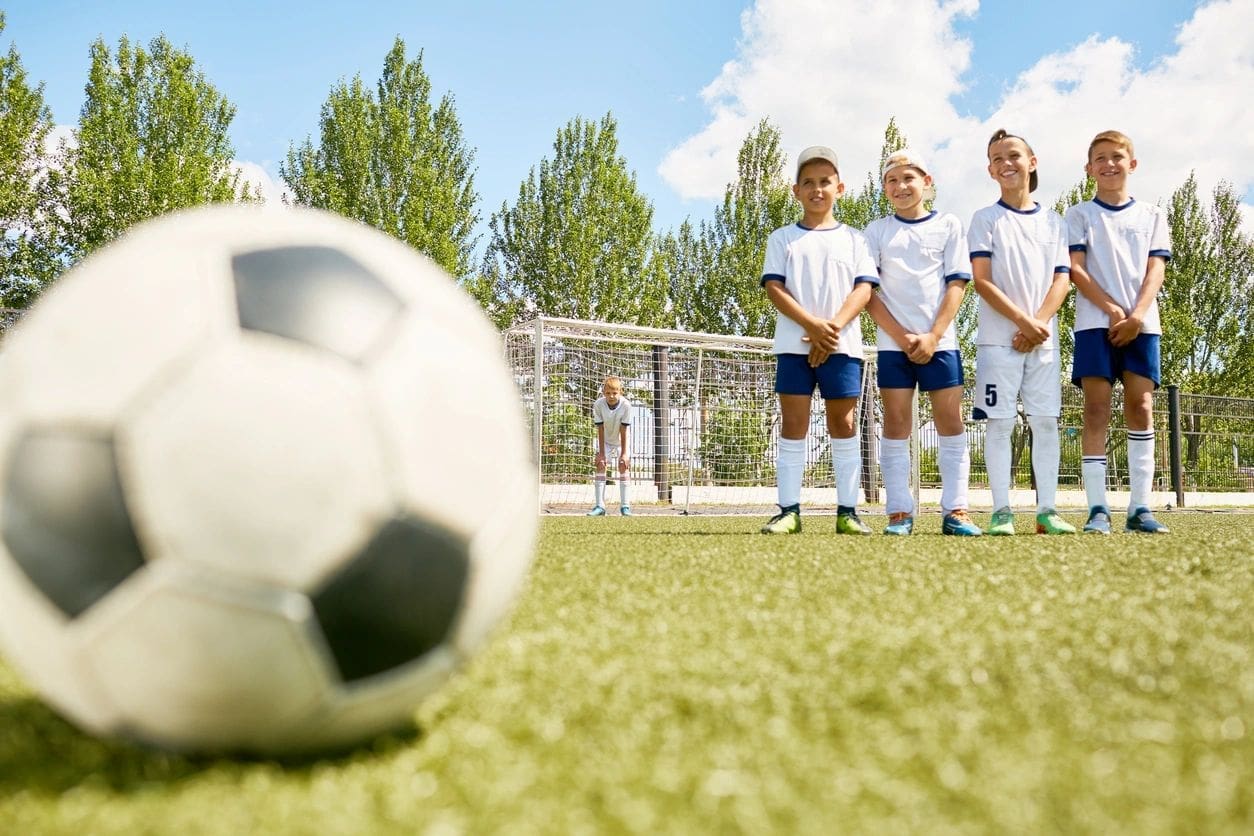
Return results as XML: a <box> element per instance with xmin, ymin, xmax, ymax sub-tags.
<box><xmin>834</xmin><ymin>117</ymin><xmax>908</xmax><ymax>229</ymax></box>
<box><xmin>283</xmin><ymin>38</ymin><xmax>479</xmax><ymax>279</ymax></box>
<box><xmin>47</xmin><ymin>35</ymin><xmax>248</xmax><ymax>266</ymax></box>
<box><xmin>0</xmin><ymin>12</ymin><xmax>55</xmax><ymax>306</ymax></box>
<box><xmin>1050</xmin><ymin>175</ymin><xmax>1097</xmax><ymax>371</ymax></box>
<box><xmin>478</xmin><ymin>113</ymin><xmax>664</xmax><ymax>328</ymax></box>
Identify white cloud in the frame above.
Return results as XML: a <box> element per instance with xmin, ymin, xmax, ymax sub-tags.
<box><xmin>662</xmin><ymin>0</ymin><xmax>1254</xmax><ymax>236</ymax></box>
<box><xmin>232</xmin><ymin>161</ymin><xmax>291</xmax><ymax>207</ymax></box>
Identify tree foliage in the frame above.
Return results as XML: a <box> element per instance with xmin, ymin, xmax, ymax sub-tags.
<box><xmin>0</xmin><ymin>13</ymin><xmax>55</xmax><ymax>306</ymax></box>
<box><xmin>476</xmin><ymin>113</ymin><xmax>663</xmax><ymax>328</ymax></box>
<box><xmin>282</xmin><ymin>38</ymin><xmax>479</xmax><ymax>278</ymax></box>
<box><xmin>1050</xmin><ymin>175</ymin><xmax>1097</xmax><ymax>370</ymax></box>
<box><xmin>47</xmin><ymin>35</ymin><xmax>248</xmax><ymax>267</ymax></box>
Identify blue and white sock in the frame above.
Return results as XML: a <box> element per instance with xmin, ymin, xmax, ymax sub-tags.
<box><xmin>1127</xmin><ymin>430</ymin><xmax>1155</xmax><ymax>513</ymax></box>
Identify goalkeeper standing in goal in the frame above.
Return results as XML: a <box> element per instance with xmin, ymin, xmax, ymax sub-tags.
<box><xmin>760</xmin><ymin>145</ymin><xmax>877</xmax><ymax>535</ymax></box>
<box><xmin>587</xmin><ymin>375</ymin><xmax>632</xmax><ymax>517</ymax></box>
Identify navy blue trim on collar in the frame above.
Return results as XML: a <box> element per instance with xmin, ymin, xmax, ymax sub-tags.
<box><xmin>997</xmin><ymin>199</ymin><xmax>1040</xmax><ymax>215</ymax></box>
<box><xmin>893</xmin><ymin>211</ymin><xmax>937</xmax><ymax>225</ymax></box>
<box><xmin>1094</xmin><ymin>197</ymin><xmax>1136</xmax><ymax>211</ymax></box>
<box><xmin>795</xmin><ymin>222</ymin><xmax>843</xmax><ymax>231</ymax></box>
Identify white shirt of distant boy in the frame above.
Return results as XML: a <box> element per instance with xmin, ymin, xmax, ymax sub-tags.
<box><xmin>761</xmin><ymin>223</ymin><xmax>879</xmax><ymax>358</ymax></box>
<box><xmin>863</xmin><ymin>211</ymin><xmax>972</xmax><ymax>353</ymax></box>
<box><xmin>592</xmin><ymin>395</ymin><xmax>632</xmax><ymax>450</ymax></box>
<box><xmin>968</xmin><ymin>200</ymin><xmax>1070</xmax><ymax>348</ymax></box>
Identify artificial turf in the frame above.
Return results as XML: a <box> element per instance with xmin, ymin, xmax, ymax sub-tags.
<box><xmin>1</xmin><ymin>512</ymin><xmax>1252</xmax><ymax>834</ymax></box>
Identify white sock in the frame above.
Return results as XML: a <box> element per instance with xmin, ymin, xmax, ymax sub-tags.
<box><xmin>1082</xmin><ymin>456</ymin><xmax>1107</xmax><ymax>510</ymax></box>
<box><xmin>1028</xmin><ymin>415</ymin><xmax>1061</xmax><ymax>513</ymax></box>
<box><xmin>880</xmin><ymin>437</ymin><xmax>912</xmax><ymax>515</ymax></box>
<box><xmin>594</xmin><ymin>474</ymin><xmax>606</xmax><ymax>507</ymax></box>
<box><xmin>985</xmin><ymin>418</ymin><xmax>1014</xmax><ymax>511</ymax></box>
<box><xmin>831</xmin><ymin>435</ymin><xmax>861</xmax><ymax>508</ymax></box>
<box><xmin>777</xmin><ymin>437</ymin><xmax>806</xmax><ymax>509</ymax></box>
<box><xmin>618</xmin><ymin>472</ymin><xmax>630</xmax><ymax>508</ymax></box>
<box><xmin>938</xmin><ymin>432</ymin><xmax>970</xmax><ymax>513</ymax></box>
<box><xmin>1127</xmin><ymin>430</ymin><xmax>1155</xmax><ymax>512</ymax></box>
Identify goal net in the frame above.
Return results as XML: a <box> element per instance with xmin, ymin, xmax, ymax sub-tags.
<box><xmin>504</xmin><ymin>317</ymin><xmax>884</xmax><ymax>514</ymax></box>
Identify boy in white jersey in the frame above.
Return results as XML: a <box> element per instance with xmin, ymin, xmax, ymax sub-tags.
<box><xmin>864</xmin><ymin>149</ymin><xmax>982</xmax><ymax>536</ymax></box>
<box><xmin>759</xmin><ymin>145</ymin><xmax>877</xmax><ymax>535</ymax></box>
<box><xmin>587</xmin><ymin>375</ymin><xmax>632</xmax><ymax>517</ymax></box>
<box><xmin>969</xmin><ymin>129</ymin><xmax>1076</xmax><ymax>536</ymax></box>
<box><xmin>1066</xmin><ymin>129</ymin><xmax>1171</xmax><ymax>534</ymax></box>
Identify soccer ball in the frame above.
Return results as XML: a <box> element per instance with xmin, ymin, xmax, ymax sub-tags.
<box><xmin>0</xmin><ymin>206</ymin><xmax>537</xmax><ymax>755</ymax></box>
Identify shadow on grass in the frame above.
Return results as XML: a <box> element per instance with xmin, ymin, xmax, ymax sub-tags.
<box><xmin>0</xmin><ymin>694</ymin><xmax>424</xmax><ymax>796</ymax></box>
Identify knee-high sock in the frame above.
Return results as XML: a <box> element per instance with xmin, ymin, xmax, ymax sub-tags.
<box><xmin>831</xmin><ymin>435</ymin><xmax>861</xmax><ymax>509</ymax></box>
<box><xmin>938</xmin><ymin>432</ymin><xmax>970</xmax><ymax>512</ymax></box>
<box><xmin>1028</xmin><ymin>414</ymin><xmax>1061</xmax><ymax>513</ymax></box>
<box><xmin>618</xmin><ymin>470</ymin><xmax>630</xmax><ymax>508</ymax></box>
<box><xmin>1082</xmin><ymin>456</ymin><xmax>1107</xmax><ymax>510</ymax></box>
<box><xmin>777</xmin><ymin>437</ymin><xmax>806</xmax><ymax>509</ymax></box>
<box><xmin>880</xmin><ymin>437</ymin><xmax>912</xmax><ymax>515</ymax></box>
<box><xmin>985</xmin><ymin>418</ymin><xmax>1015</xmax><ymax>511</ymax></box>
<box><xmin>594</xmin><ymin>473</ymin><xmax>606</xmax><ymax>507</ymax></box>
<box><xmin>1127</xmin><ymin>430</ymin><xmax>1155</xmax><ymax>512</ymax></box>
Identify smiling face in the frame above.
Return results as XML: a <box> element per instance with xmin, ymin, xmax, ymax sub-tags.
<box><xmin>793</xmin><ymin>160</ymin><xmax>844</xmax><ymax>224</ymax></box>
<box><xmin>987</xmin><ymin>136</ymin><xmax>1036</xmax><ymax>197</ymax></box>
<box><xmin>882</xmin><ymin>165</ymin><xmax>931</xmax><ymax>217</ymax></box>
<box><xmin>1085</xmin><ymin>139</ymin><xmax>1137</xmax><ymax>200</ymax></box>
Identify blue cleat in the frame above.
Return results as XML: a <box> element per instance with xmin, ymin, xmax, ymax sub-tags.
<box><xmin>942</xmin><ymin>509</ymin><xmax>983</xmax><ymax>536</ymax></box>
<box><xmin>1125</xmin><ymin>506</ymin><xmax>1169</xmax><ymax>534</ymax></box>
<box><xmin>884</xmin><ymin>512</ymin><xmax>914</xmax><ymax>536</ymax></box>
<box><xmin>586</xmin><ymin>505</ymin><xmax>606</xmax><ymax>517</ymax></box>
<box><xmin>1083</xmin><ymin>506</ymin><xmax>1111</xmax><ymax>535</ymax></box>
<box><xmin>620</xmin><ymin>506</ymin><xmax>633</xmax><ymax>517</ymax></box>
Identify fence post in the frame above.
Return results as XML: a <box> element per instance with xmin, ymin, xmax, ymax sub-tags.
<box><xmin>652</xmin><ymin>345</ymin><xmax>671</xmax><ymax>503</ymax></box>
<box><xmin>533</xmin><ymin>318</ymin><xmax>545</xmax><ymax>513</ymax></box>
<box><xmin>1167</xmin><ymin>384</ymin><xmax>1185</xmax><ymax>508</ymax></box>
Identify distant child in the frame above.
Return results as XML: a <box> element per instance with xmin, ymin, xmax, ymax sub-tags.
<box><xmin>864</xmin><ymin>149</ymin><xmax>982</xmax><ymax>536</ymax></box>
<box><xmin>587</xmin><ymin>375</ymin><xmax>632</xmax><ymax>517</ymax></box>
<box><xmin>759</xmin><ymin>145</ymin><xmax>876</xmax><ymax>535</ymax></box>
<box><xmin>1065</xmin><ymin>130</ymin><xmax>1171</xmax><ymax>534</ymax></box>
<box><xmin>969</xmin><ymin>129</ymin><xmax>1076</xmax><ymax>535</ymax></box>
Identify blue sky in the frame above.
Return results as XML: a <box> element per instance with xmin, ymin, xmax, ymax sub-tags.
<box><xmin>5</xmin><ymin>0</ymin><xmax>1251</xmax><ymax>238</ymax></box>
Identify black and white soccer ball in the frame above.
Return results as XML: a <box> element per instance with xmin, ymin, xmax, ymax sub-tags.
<box><xmin>0</xmin><ymin>206</ymin><xmax>537</xmax><ymax>755</ymax></box>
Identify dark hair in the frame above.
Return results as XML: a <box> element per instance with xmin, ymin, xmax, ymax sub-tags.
<box><xmin>987</xmin><ymin>128</ymin><xmax>1034</xmax><ymax>155</ymax></box>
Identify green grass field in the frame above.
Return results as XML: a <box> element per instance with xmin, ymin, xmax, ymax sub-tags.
<box><xmin>2</xmin><ymin>512</ymin><xmax>1253</xmax><ymax>835</ymax></box>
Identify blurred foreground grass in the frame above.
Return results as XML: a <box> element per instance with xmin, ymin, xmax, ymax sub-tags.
<box><xmin>1</xmin><ymin>512</ymin><xmax>1252</xmax><ymax>834</ymax></box>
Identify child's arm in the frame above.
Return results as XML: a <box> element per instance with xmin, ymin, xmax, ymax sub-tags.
<box><xmin>1068</xmin><ymin>250</ymin><xmax>1125</xmax><ymax>327</ymax></box>
<box><xmin>865</xmin><ymin>292</ymin><xmax>913</xmax><ymax>352</ymax></box>
<box><xmin>912</xmin><ymin>280</ymin><xmax>967</xmax><ymax>364</ymax></box>
<box><xmin>594</xmin><ymin>424</ymin><xmax>606</xmax><ymax>471</ymax></box>
<box><xmin>1108</xmin><ymin>255</ymin><xmax>1167</xmax><ymax>347</ymax></box>
<box><xmin>765</xmin><ymin>281</ymin><xmax>841</xmax><ymax>354</ymax></box>
<box><xmin>618</xmin><ymin>422</ymin><xmax>629</xmax><ymax>471</ymax></box>
<box><xmin>973</xmin><ymin>258</ymin><xmax>1050</xmax><ymax>350</ymax></box>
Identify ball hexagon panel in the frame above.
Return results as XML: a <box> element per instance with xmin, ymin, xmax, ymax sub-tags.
<box><xmin>232</xmin><ymin>245</ymin><xmax>404</xmax><ymax>364</ymax></box>
<box><xmin>123</xmin><ymin>337</ymin><xmax>393</xmax><ymax>590</ymax></box>
<box><xmin>310</xmin><ymin>516</ymin><xmax>469</xmax><ymax>684</ymax></box>
<box><xmin>79</xmin><ymin>563</ymin><xmax>331</xmax><ymax>752</ymax></box>
<box><xmin>1</xmin><ymin>429</ymin><xmax>146</xmax><ymax>618</ymax></box>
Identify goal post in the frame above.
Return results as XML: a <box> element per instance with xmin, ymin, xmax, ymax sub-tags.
<box><xmin>505</xmin><ymin>317</ymin><xmax>888</xmax><ymax>514</ymax></box>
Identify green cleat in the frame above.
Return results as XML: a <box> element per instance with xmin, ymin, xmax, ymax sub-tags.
<box><xmin>1035</xmin><ymin>509</ymin><xmax>1076</xmax><ymax>534</ymax></box>
<box><xmin>836</xmin><ymin>510</ymin><xmax>873</xmax><ymax>535</ymax></box>
<box><xmin>884</xmin><ymin>512</ymin><xmax>914</xmax><ymax>536</ymax></box>
<box><xmin>942</xmin><ymin>509</ymin><xmax>983</xmax><ymax>536</ymax></box>
<box><xmin>987</xmin><ymin>506</ymin><xmax>1016</xmax><ymax>536</ymax></box>
<box><xmin>761</xmin><ymin>507</ymin><xmax>801</xmax><ymax>534</ymax></box>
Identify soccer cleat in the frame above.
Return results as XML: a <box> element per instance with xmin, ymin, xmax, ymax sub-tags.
<box><xmin>620</xmin><ymin>506</ymin><xmax>633</xmax><ymax>517</ymax></box>
<box><xmin>987</xmin><ymin>507</ymin><xmax>1016</xmax><ymax>536</ymax></box>
<box><xmin>942</xmin><ymin>509</ymin><xmax>983</xmax><ymax>536</ymax></box>
<box><xmin>1036</xmin><ymin>510</ymin><xmax>1077</xmax><ymax>535</ymax></box>
<box><xmin>1125</xmin><ymin>506</ymin><xmax>1170</xmax><ymax>534</ymax></box>
<box><xmin>836</xmin><ymin>510</ymin><xmax>873</xmax><ymax>535</ymax></box>
<box><xmin>1083</xmin><ymin>506</ymin><xmax>1112</xmax><ymax>535</ymax></box>
<box><xmin>586</xmin><ymin>505</ymin><xmax>606</xmax><ymax>517</ymax></box>
<box><xmin>883</xmin><ymin>512</ymin><xmax>913</xmax><ymax>536</ymax></box>
<box><xmin>761</xmin><ymin>507</ymin><xmax>801</xmax><ymax>534</ymax></box>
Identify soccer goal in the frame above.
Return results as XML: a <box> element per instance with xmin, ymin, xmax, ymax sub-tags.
<box><xmin>505</xmin><ymin>317</ymin><xmax>890</xmax><ymax>514</ymax></box>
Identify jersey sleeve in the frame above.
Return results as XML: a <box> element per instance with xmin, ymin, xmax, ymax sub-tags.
<box><xmin>1051</xmin><ymin>213</ymin><xmax>1070</xmax><ymax>274</ymax></box>
<box><xmin>943</xmin><ymin>215</ymin><xmax>972</xmax><ymax>281</ymax></box>
<box><xmin>864</xmin><ymin>220</ymin><xmax>883</xmax><ymax>270</ymax></box>
<box><xmin>1065</xmin><ymin>205</ymin><xmax>1089</xmax><ymax>253</ymax></box>
<box><xmin>592</xmin><ymin>398</ymin><xmax>605</xmax><ymax>424</ymax></box>
<box><xmin>967</xmin><ymin>208</ymin><xmax>993</xmax><ymax>260</ymax></box>
<box><xmin>1148</xmin><ymin>206</ymin><xmax>1172</xmax><ymax>261</ymax></box>
<box><xmin>761</xmin><ymin>228</ymin><xmax>787</xmax><ymax>286</ymax></box>
<box><xmin>619</xmin><ymin>399</ymin><xmax>631</xmax><ymax>426</ymax></box>
<box><xmin>851</xmin><ymin>229</ymin><xmax>879</xmax><ymax>286</ymax></box>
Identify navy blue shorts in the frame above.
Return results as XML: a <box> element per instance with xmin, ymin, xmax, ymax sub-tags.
<box><xmin>1071</xmin><ymin>329</ymin><xmax>1161</xmax><ymax>388</ymax></box>
<box><xmin>877</xmin><ymin>349</ymin><xmax>964</xmax><ymax>392</ymax></box>
<box><xmin>775</xmin><ymin>353</ymin><xmax>863</xmax><ymax>400</ymax></box>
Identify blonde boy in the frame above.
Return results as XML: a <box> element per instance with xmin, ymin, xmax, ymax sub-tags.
<box><xmin>1065</xmin><ymin>130</ymin><xmax>1171</xmax><ymax>534</ymax></box>
<box><xmin>864</xmin><ymin>149</ymin><xmax>982</xmax><ymax>536</ymax></box>
<box><xmin>587</xmin><ymin>376</ymin><xmax>632</xmax><ymax>517</ymax></box>
<box><xmin>759</xmin><ymin>146</ymin><xmax>876</xmax><ymax>535</ymax></box>
<box><xmin>969</xmin><ymin>129</ymin><xmax>1075</xmax><ymax>535</ymax></box>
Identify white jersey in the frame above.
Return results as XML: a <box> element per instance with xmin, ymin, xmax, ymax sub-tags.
<box><xmin>761</xmin><ymin>222</ymin><xmax>879</xmax><ymax>358</ymax></box>
<box><xmin>1065</xmin><ymin>198</ymin><xmax>1171</xmax><ymax>334</ymax></box>
<box><xmin>593</xmin><ymin>395</ymin><xmax>631</xmax><ymax>451</ymax></box>
<box><xmin>863</xmin><ymin>211</ymin><xmax>972</xmax><ymax>353</ymax></box>
<box><xmin>969</xmin><ymin>200</ymin><xmax>1070</xmax><ymax>348</ymax></box>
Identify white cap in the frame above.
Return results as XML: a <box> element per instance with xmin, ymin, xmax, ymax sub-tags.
<box><xmin>796</xmin><ymin>145</ymin><xmax>840</xmax><ymax>180</ymax></box>
<box><xmin>881</xmin><ymin>149</ymin><xmax>929</xmax><ymax>181</ymax></box>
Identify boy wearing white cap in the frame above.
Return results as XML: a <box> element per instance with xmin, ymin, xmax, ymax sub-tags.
<box><xmin>864</xmin><ymin>149</ymin><xmax>982</xmax><ymax>536</ymax></box>
<box><xmin>969</xmin><ymin>129</ymin><xmax>1076</xmax><ymax>535</ymax></box>
<box><xmin>759</xmin><ymin>145</ymin><xmax>877</xmax><ymax>535</ymax></box>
